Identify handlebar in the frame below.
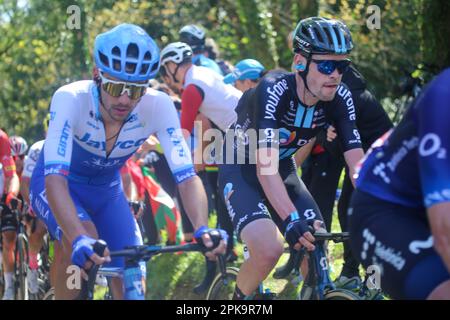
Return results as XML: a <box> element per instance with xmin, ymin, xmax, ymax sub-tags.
<box><xmin>77</xmin><ymin>240</ymin><xmax>226</xmax><ymax>300</ymax></box>
<box><xmin>312</xmin><ymin>231</ymin><xmax>350</xmax><ymax>243</ymax></box>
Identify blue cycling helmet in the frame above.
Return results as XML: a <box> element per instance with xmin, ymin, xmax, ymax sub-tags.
<box><xmin>94</xmin><ymin>23</ymin><xmax>160</xmax><ymax>82</ymax></box>
<box><xmin>224</xmin><ymin>59</ymin><xmax>265</xmax><ymax>84</ymax></box>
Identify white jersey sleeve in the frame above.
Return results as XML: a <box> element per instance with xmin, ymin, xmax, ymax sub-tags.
<box><xmin>22</xmin><ymin>140</ymin><xmax>45</xmax><ymax>178</ymax></box>
<box><xmin>44</xmin><ymin>86</ymin><xmax>80</xmax><ymax>177</ymax></box>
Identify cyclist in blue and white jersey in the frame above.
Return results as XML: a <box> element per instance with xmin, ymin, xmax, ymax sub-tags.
<box><xmin>29</xmin><ymin>23</ymin><xmax>227</xmax><ymax>300</ymax></box>
<box><xmin>349</xmin><ymin>68</ymin><xmax>450</xmax><ymax>299</ymax></box>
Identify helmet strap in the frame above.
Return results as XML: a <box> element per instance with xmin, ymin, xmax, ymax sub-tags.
<box><xmin>297</xmin><ymin>54</ymin><xmax>317</xmax><ymax>102</ymax></box>
<box><xmin>167</xmin><ymin>63</ymin><xmax>181</xmax><ymax>84</ymax></box>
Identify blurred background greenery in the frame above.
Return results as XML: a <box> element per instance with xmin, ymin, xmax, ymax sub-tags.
<box><xmin>1</xmin><ymin>0</ymin><xmax>449</xmax><ymax>141</ymax></box>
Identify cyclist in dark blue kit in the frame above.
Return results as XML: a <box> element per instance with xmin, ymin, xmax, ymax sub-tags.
<box><xmin>218</xmin><ymin>17</ymin><xmax>364</xmax><ymax>299</ymax></box>
<box><xmin>349</xmin><ymin>68</ymin><xmax>450</xmax><ymax>299</ymax></box>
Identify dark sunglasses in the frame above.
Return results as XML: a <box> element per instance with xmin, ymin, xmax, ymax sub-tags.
<box><xmin>311</xmin><ymin>59</ymin><xmax>351</xmax><ymax>75</ymax></box>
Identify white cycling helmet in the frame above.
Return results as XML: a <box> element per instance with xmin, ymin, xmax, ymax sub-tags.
<box><xmin>179</xmin><ymin>25</ymin><xmax>205</xmax><ymax>53</ymax></box>
<box><xmin>160</xmin><ymin>42</ymin><xmax>193</xmax><ymax>66</ymax></box>
<box><xmin>9</xmin><ymin>136</ymin><xmax>28</xmax><ymax>156</ymax></box>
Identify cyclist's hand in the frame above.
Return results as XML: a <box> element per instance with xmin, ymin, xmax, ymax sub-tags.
<box><xmin>282</xmin><ymin>212</ymin><xmax>325</xmax><ymax>251</ymax></box>
<box><xmin>138</xmin><ymin>135</ymin><xmax>160</xmax><ymax>154</ymax></box>
<box><xmin>129</xmin><ymin>201</ymin><xmax>144</xmax><ymax>219</ymax></box>
<box><xmin>71</xmin><ymin>235</ymin><xmax>111</xmax><ymax>274</ymax></box>
<box><xmin>194</xmin><ymin>162</ymin><xmax>206</xmax><ymax>173</ymax></box>
<box><xmin>327</xmin><ymin>125</ymin><xmax>337</xmax><ymax>142</ymax></box>
<box><xmin>194</xmin><ymin>226</ymin><xmax>228</xmax><ymax>261</ymax></box>
<box><xmin>5</xmin><ymin>192</ymin><xmax>20</xmax><ymax>210</ymax></box>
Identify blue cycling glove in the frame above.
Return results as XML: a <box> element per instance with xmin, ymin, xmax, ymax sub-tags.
<box><xmin>282</xmin><ymin>211</ymin><xmax>315</xmax><ymax>248</ymax></box>
<box><xmin>71</xmin><ymin>235</ymin><xmax>97</xmax><ymax>268</ymax></box>
<box><xmin>194</xmin><ymin>226</ymin><xmax>229</xmax><ymax>250</ymax></box>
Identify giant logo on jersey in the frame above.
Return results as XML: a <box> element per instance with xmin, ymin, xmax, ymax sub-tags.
<box><xmin>279</xmin><ymin>128</ymin><xmax>296</xmax><ymax>146</ymax></box>
<box><xmin>57</xmin><ymin>120</ymin><xmax>71</xmax><ymax>157</ymax></box>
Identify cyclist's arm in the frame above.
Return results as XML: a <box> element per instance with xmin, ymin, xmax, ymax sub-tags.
<box><xmin>0</xmin><ymin>134</ymin><xmax>19</xmax><ymax>196</ymax></box>
<box><xmin>3</xmin><ymin>174</ymin><xmax>20</xmax><ymax>197</ymax></box>
<box><xmin>180</xmin><ymin>84</ymin><xmax>204</xmax><ymax>137</ymax></box>
<box><xmin>343</xmin><ymin>148</ymin><xmax>364</xmax><ymax>187</ymax></box>
<box><xmin>256</xmin><ymin>147</ymin><xmax>296</xmax><ymax>220</ymax></box>
<box><xmin>155</xmin><ymin>92</ymin><xmax>208</xmax><ymax>229</ymax></box>
<box><xmin>332</xmin><ymin>86</ymin><xmax>364</xmax><ymax>186</ymax></box>
<box><xmin>20</xmin><ymin>177</ymin><xmax>31</xmax><ymax>204</ymax></box>
<box><xmin>178</xmin><ymin>176</ymin><xmax>208</xmax><ymax>229</ymax></box>
<box><xmin>120</xmin><ymin>164</ymin><xmax>136</xmax><ymax>201</ymax></box>
<box><xmin>428</xmin><ymin>203</ymin><xmax>450</xmax><ymax>273</ymax></box>
<box><xmin>253</xmin><ymin>79</ymin><xmax>297</xmax><ymax>219</ymax></box>
<box><xmin>44</xmin><ymin>88</ymin><xmax>87</xmax><ymax>243</ymax></box>
<box><xmin>193</xmin><ymin>113</ymin><xmax>213</xmax><ymax>172</ymax></box>
<box><xmin>293</xmin><ymin>138</ymin><xmax>316</xmax><ymax>168</ymax></box>
<box><xmin>418</xmin><ymin>74</ymin><xmax>450</xmax><ymax>272</ymax></box>
<box><xmin>21</xmin><ymin>146</ymin><xmax>40</xmax><ymax>204</ymax></box>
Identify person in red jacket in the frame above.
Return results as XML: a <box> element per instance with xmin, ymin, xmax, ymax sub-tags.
<box><xmin>0</xmin><ymin>129</ymin><xmax>21</xmax><ymax>300</ymax></box>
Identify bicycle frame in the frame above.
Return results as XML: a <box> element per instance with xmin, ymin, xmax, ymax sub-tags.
<box><xmin>298</xmin><ymin>232</ymin><xmax>349</xmax><ymax>300</ymax></box>
<box><xmin>78</xmin><ymin>242</ymin><xmax>218</xmax><ymax>300</ymax></box>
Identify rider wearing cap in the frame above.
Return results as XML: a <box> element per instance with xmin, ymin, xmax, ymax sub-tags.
<box><xmin>223</xmin><ymin>59</ymin><xmax>266</xmax><ymax>92</ymax></box>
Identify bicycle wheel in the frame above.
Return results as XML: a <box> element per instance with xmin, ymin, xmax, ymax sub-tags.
<box><xmin>206</xmin><ymin>266</ymin><xmax>239</xmax><ymax>300</ymax></box>
<box><xmin>323</xmin><ymin>288</ymin><xmax>361</xmax><ymax>300</ymax></box>
<box><xmin>15</xmin><ymin>235</ymin><xmax>29</xmax><ymax>300</ymax></box>
<box><xmin>0</xmin><ymin>264</ymin><xmax>4</xmax><ymax>297</ymax></box>
<box><xmin>42</xmin><ymin>287</ymin><xmax>55</xmax><ymax>300</ymax></box>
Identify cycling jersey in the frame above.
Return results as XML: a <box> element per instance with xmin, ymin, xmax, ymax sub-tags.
<box><xmin>181</xmin><ymin>65</ymin><xmax>242</xmax><ymax>133</ymax></box>
<box><xmin>355</xmin><ymin>68</ymin><xmax>450</xmax><ymax>209</ymax></box>
<box><xmin>30</xmin><ymin>80</ymin><xmax>196</xmax><ymax>268</ymax></box>
<box><xmin>349</xmin><ymin>189</ymin><xmax>449</xmax><ymax>299</ymax></box>
<box><xmin>228</xmin><ymin>72</ymin><xmax>362</xmax><ymax>162</ymax></box>
<box><xmin>22</xmin><ymin>140</ymin><xmax>44</xmax><ymax>179</ymax></box>
<box><xmin>192</xmin><ymin>54</ymin><xmax>223</xmax><ymax>75</ymax></box>
<box><xmin>38</xmin><ymin>80</ymin><xmax>195</xmax><ymax>185</ymax></box>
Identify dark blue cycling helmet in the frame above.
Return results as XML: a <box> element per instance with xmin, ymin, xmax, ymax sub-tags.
<box><xmin>94</xmin><ymin>23</ymin><xmax>160</xmax><ymax>82</ymax></box>
<box><xmin>293</xmin><ymin>17</ymin><xmax>353</xmax><ymax>55</ymax></box>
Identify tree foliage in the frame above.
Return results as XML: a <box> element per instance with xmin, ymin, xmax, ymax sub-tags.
<box><xmin>0</xmin><ymin>0</ymin><xmax>448</xmax><ymax>141</ymax></box>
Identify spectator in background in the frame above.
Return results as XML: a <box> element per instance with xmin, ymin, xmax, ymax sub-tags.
<box><xmin>205</xmin><ymin>37</ymin><xmax>232</xmax><ymax>75</ymax></box>
<box><xmin>179</xmin><ymin>24</ymin><xmax>223</xmax><ymax>75</ymax></box>
<box><xmin>223</xmin><ymin>59</ymin><xmax>266</xmax><ymax>92</ymax></box>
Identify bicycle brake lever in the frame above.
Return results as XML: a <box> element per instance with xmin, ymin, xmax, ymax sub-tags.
<box><xmin>217</xmin><ymin>255</ymin><xmax>227</xmax><ymax>277</ymax></box>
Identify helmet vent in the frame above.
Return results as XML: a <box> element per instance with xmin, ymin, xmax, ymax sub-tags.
<box><xmin>113</xmin><ymin>59</ymin><xmax>121</xmax><ymax>71</ymax></box>
<box><xmin>143</xmin><ymin>51</ymin><xmax>152</xmax><ymax>61</ymax></box>
<box><xmin>126</xmin><ymin>62</ymin><xmax>137</xmax><ymax>74</ymax></box>
<box><xmin>112</xmin><ymin>46</ymin><xmax>121</xmax><ymax>57</ymax></box>
<box><xmin>140</xmin><ymin>63</ymin><xmax>149</xmax><ymax>75</ymax></box>
<box><xmin>99</xmin><ymin>52</ymin><xmax>110</xmax><ymax>68</ymax></box>
<box><xmin>323</xmin><ymin>27</ymin><xmax>333</xmax><ymax>45</ymax></box>
<box><xmin>127</xmin><ymin>43</ymin><xmax>139</xmax><ymax>58</ymax></box>
<box><xmin>150</xmin><ymin>61</ymin><xmax>159</xmax><ymax>73</ymax></box>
